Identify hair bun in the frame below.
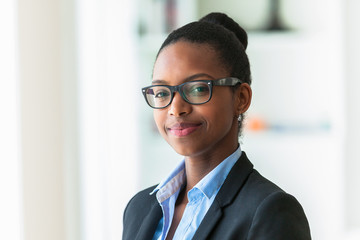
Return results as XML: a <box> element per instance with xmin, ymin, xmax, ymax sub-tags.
<box><xmin>199</xmin><ymin>12</ymin><xmax>248</xmax><ymax>50</ymax></box>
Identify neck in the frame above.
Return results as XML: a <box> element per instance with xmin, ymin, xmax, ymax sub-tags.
<box><xmin>183</xmin><ymin>140</ymin><xmax>238</xmax><ymax>192</ymax></box>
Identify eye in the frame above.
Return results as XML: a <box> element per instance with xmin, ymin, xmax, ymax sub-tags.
<box><xmin>154</xmin><ymin>90</ymin><xmax>170</xmax><ymax>99</ymax></box>
<box><xmin>188</xmin><ymin>84</ymin><xmax>209</xmax><ymax>96</ymax></box>
<box><xmin>193</xmin><ymin>86</ymin><xmax>207</xmax><ymax>92</ymax></box>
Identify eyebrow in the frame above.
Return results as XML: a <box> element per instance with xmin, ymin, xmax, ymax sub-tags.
<box><xmin>152</xmin><ymin>73</ymin><xmax>214</xmax><ymax>85</ymax></box>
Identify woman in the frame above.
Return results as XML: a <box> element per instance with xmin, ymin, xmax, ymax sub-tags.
<box><xmin>123</xmin><ymin>12</ymin><xmax>311</xmax><ymax>240</ymax></box>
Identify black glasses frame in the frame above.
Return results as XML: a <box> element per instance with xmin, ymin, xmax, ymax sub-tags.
<box><xmin>141</xmin><ymin>77</ymin><xmax>243</xmax><ymax>109</ymax></box>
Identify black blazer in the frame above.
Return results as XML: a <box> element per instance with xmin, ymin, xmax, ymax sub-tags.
<box><xmin>123</xmin><ymin>152</ymin><xmax>311</xmax><ymax>240</ymax></box>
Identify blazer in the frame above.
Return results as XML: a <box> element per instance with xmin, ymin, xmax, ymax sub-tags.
<box><xmin>123</xmin><ymin>152</ymin><xmax>311</xmax><ymax>240</ymax></box>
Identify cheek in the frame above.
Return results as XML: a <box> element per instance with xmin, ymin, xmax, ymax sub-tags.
<box><xmin>199</xmin><ymin>101</ymin><xmax>235</xmax><ymax>131</ymax></box>
<box><xmin>153</xmin><ymin>110</ymin><xmax>166</xmax><ymax>134</ymax></box>
<box><xmin>213</xmin><ymin>95</ymin><xmax>237</xmax><ymax>128</ymax></box>
<box><xmin>208</xmin><ymin>90</ymin><xmax>235</xmax><ymax>119</ymax></box>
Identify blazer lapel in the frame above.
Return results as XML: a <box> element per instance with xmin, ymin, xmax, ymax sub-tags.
<box><xmin>192</xmin><ymin>152</ymin><xmax>254</xmax><ymax>240</ymax></box>
<box><xmin>135</xmin><ymin>201</ymin><xmax>162</xmax><ymax>240</ymax></box>
<box><xmin>192</xmin><ymin>200</ymin><xmax>223</xmax><ymax>240</ymax></box>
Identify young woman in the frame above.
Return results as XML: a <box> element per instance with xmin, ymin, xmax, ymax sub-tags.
<box><xmin>123</xmin><ymin>12</ymin><xmax>311</xmax><ymax>240</ymax></box>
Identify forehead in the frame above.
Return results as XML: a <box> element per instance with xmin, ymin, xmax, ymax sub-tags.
<box><xmin>153</xmin><ymin>41</ymin><xmax>228</xmax><ymax>82</ymax></box>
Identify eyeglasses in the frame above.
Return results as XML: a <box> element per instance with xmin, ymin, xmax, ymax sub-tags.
<box><xmin>141</xmin><ymin>77</ymin><xmax>243</xmax><ymax>109</ymax></box>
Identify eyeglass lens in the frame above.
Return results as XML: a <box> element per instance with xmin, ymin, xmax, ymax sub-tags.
<box><xmin>145</xmin><ymin>81</ymin><xmax>211</xmax><ymax>108</ymax></box>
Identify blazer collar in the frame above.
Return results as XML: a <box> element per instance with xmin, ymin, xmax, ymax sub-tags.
<box><xmin>193</xmin><ymin>152</ymin><xmax>254</xmax><ymax>240</ymax></box>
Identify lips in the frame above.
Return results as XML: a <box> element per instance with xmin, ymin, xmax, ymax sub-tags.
<box><xmin>167</xmin><ymin>122</ymin><xmax>202</xmax><ymax>137</ymax></box>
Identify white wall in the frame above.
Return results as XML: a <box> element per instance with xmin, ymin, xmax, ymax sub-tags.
<box><xmin>18</xmin><ymin>0</ymin><xmax>79</xmax><ymax>239</ymax></box>
<box><xmin>77</xmin><ymin>0</ymin><xmax>140</xmax><ymax>239</ymax></box>
<box><xmin>16</xmin><ymin>0</ymin><xmax>140</xmax><ymax>239</ymax></box>
<box><xmin>0</xmin><ymin>1</ymin><xmax>22</xmax><ymax>239</ymax></box>
<box><xmin>19</xmin><ymin>0</ymin><xmax>65</xmax><ymax>239</ymax></box>
<box><xmin>345</xmin><ymin>0</ymin><xmax>360</xmax><ymax>232</ymax></box>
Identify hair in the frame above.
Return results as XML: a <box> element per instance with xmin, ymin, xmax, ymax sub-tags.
<box><xmin>155</xmin><ymin>12</ymin><xmax>251</xmax><ymax>136</ymax></box>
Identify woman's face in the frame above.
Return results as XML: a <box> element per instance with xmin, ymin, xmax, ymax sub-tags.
<box><xmin>152</xmin><ymin>41</ymin><xmax>245</xmax><ymax>159</ymax></box>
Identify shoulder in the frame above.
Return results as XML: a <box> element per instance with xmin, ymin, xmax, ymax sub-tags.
<box><xmin>220</xmin><ymin>168</ymin><xmax>287</xmax><ymax>219</ymax></box>
<box><xmin>217</xmin><ymin>153</ymin><xmax>311</xmax><ymax>239</ymax></box>
<box><xmin>240</xmin><ymin>169</ymin><xmax>311</xmax><ymax>239</ymax></box>
<box><xmin>123</xmin><ymin>185</ymin><xmax>161</xmax><ymax>239</ymax></box>
<box><xmin>247</xmin><ymin>189</ymin><xmax>311</xmax><ymax>239</ymax></box>
<box><xmin>123</xmin><ymin>185</ymin><xmax>158</xmax><ymax>223</ymax></box>
<box><xmin>218</xmin><ymin>152</ymin><xmax>286</xmax><ymax>208</ymax></box>
<box><xmin>224</xmin><ymin>152</ymin><xmax>300</xmax><ymax>207</ymax></box>
<box><xmin>242</xmin><ymin>169</ymin><xmax>284</xmax><ymax>202</ymax></box>
<box><xmin>127</xmin><ymin>185</ymin><xmax>157</xmax><ymax>205</ymax></box>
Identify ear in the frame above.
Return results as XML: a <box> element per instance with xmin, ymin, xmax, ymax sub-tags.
<box><xmin>234</xmin><ymin>83</ymin><xmax>252</xmax><ymax>116</ymax></box>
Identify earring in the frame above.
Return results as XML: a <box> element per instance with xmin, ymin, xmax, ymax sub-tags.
<box><xmin>238</xmin><ymin>115</ymin><xmax>242</xmax><ymax>121</ymax></box>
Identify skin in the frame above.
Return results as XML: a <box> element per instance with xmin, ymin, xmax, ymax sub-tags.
<box><xmin>152</xmin><ymin>41</ymin><xmax>252</xmax><ymax>239</ymax></box>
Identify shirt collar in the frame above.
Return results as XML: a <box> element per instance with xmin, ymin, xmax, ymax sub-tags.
<box><xmin>150</xmin><ymin>146</ymin><xmax>242</xmax><ymax>202</ymax></box>
<box><xmin>150</xmin><ymin>160</ymin><xmax>186</xmax><ymax>202</ymax></box>
<box><xmin>193</xmin><ymin>146</ymin><xmax>241</xmax><ymax>199</ymax></box>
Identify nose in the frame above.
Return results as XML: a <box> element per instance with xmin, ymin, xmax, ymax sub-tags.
<box><xmin>168</xmin><ymin>92</ymin><xmax>192</xmax><ymax>117</ymax></box>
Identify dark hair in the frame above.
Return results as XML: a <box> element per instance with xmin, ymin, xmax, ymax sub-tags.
<box><xmin>155</xmin><ymin>12</ymin><xmax>252</xmax><ymax>136</ymax></box>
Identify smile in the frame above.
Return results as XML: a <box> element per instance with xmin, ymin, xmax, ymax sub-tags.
<box><xmin>167</xmin><ymin>122</ymin><xmax>202</xmax><ymax>137</ymax></box>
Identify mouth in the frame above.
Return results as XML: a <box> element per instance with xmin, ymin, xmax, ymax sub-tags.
<box><xmin>167</xmin><ymin>122</ymin><xmax>202</xmax><ymax>137</ymax></box>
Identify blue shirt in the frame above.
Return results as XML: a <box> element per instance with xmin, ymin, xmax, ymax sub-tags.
<box><xmin>150</xmin><ymin>146</ymin><xmax>242</xmax><ymax>240</ymax></box>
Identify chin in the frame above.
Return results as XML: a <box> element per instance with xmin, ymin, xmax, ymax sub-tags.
<box><xmin>168</xmin><ymin>141</ymin><xmax>199</xmax><ymax>157</ymax></box>
<box><xmin>170</xmin><ymin>145</ymin><xmax>191</xmax><ymax>156</ymax></box>
<box><xmin>171</xmin><ymin>141</ymin><xmax>210</xmax><ymax>158</ymax></box>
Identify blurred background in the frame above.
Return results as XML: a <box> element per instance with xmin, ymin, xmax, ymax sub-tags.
<box><xmin>1</xmin><ymin>0</ymin><xmax>360</xmax><ymax>239</ymax></box>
